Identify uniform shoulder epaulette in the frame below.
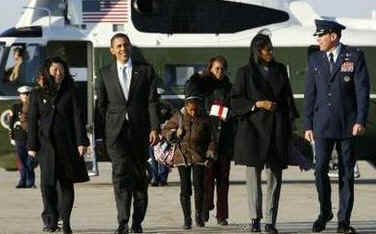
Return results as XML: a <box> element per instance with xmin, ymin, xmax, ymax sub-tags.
<box><xmin>344</xmin><ymin>45</ymin><xmax>361</xmax><ymax>53</ymax></box>
<box><xmin>308</xmin><ymin>50</ymin><xmax>321</xmax><ymax>61</ymax></box>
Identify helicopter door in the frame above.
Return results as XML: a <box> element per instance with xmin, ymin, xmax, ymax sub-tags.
<box><xmin>46</xmin><ymin>41</ymin><xmax>98</xmax><ymax>176</ymax></box>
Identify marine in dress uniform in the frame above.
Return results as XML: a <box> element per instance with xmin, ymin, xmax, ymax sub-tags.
<box><xmin>304</xmin><ymin>19</ymin><xmax>370</xmax><ymax>234</ymax></box>
<box><xmin>9</xmin><ymin>86</ymin><xmax>35</xmax><ymax>188</ymax></box>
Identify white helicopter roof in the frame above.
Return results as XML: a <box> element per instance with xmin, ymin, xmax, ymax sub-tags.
<box><xmin>4</xmin><ymin>0</ymin><xmax>376</xmax><ymax>48</ymax></box>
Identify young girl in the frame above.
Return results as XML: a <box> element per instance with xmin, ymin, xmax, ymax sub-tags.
<box><xmin>162</xmin><ymin>96</ymin><xmax>216</xmax><ymax>229</ymax></box>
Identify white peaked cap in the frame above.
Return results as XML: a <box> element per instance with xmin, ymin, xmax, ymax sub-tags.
<box><xmin>17</xmin><ymin>86</ymin><xmax>32</xmax><ymax>93</ymax></box>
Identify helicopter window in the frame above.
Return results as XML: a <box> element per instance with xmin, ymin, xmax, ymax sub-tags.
<box><xmin>3</xmin><ymin>44</ymin><xmax>41</xmax><ymax>85</ymax></box>
<box><xmin>0</xmin><ymin>44</ymin><xmax>43</xmax><ymax>96</ymax></box>
<box><xmin>131</xmin><ymin>0</ymin><xmax>289</xmax><ymax>34</ymax></box>
<box><xmin>133</xmin><ymin>0</ymin><xmax>160</xmax><ymax>15</ymax></box>
<box><xmin>164</xmin><ymin>64</ymin><xmax>206</xmax><ymax>88</ymax></box>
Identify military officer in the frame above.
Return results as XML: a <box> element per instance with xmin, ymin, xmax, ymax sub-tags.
<box><xmin>304</xmin><ymin>19</ymin><xmax>370</xmax><ymax>234</ymax></box>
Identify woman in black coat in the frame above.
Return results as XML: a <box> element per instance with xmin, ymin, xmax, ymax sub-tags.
<box><xmin>231</xmin><ymin>33</ymin><xmax>299</xmax><ymax>233</ymax></box>
<box><xmin>28</xmin><ymin>57</ymin><xmax>89</xmax><ymax>234</ymax></box>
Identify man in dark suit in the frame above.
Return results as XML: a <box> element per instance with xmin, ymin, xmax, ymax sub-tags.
<box><xmin>304</xmin><ymin>19</ymin><xmax>370</xmax><ymax>234</ymax></box>
<box><xmin>96</xmin><ymin>33</ymin><xmax>160</xmax><ymax>234</ymax></box>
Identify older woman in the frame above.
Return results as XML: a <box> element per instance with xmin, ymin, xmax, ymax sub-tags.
<box><xmin>28</xmin><ymin>57</ymin><xmax>89</xmax><ymax>234</ymax></box>
<box><xmin>231</xmin><ymin>33</ymin><xmax>299</xmax><ymax>233</ymax></box>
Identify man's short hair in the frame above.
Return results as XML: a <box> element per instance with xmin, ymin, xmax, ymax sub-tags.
<box><xmin>110</xmin><ymin>33</ymin><xmax>131</xmax><ymax>48</ymax></box>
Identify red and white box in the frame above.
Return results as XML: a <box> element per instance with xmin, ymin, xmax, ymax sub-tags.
<box><xmin>209</xmin><ymin>104</ymin><xmax>229</xmax><ymax>121</ymax></box>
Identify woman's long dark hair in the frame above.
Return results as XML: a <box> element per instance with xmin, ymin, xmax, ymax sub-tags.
<box><xmin>250</xmin><ymin>33</ymin><xmax>273</xmax><ymax>64</ymax></box>
<box><xmin>38</xmin><ymin>56</ymin><xmax>73</xmax><ymax>97</ymax></box>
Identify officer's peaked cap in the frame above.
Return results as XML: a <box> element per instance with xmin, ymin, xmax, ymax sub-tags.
<box><xmin>185</xmin><ymin>95</ymin><xmax>201</xmax><ymax>102</ymax></box>
<box><xmin>17</xmin><ymin>86</ymin><xmax>32</xmax><ymax>94</ymax></box>
<box><xmin>314</xmin><ymin>19</ymin><xmax>346</xmax><ymax>36</ymax></box>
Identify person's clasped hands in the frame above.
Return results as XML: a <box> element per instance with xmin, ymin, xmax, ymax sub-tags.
<box><xmin>255</xmin><ymin>100</ymin><xmax>277</xmax><ymax>112</ymax></box>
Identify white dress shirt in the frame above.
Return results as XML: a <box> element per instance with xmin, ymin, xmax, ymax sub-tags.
<box><xmin>327</xmin><ymin>43</ymin><xmax>342</xmax><ymax>63</ymax></box>
<box><xmin>117</xmin><ymin>58</ymin><xmax>133</xmax><ymax>100</ymax></box>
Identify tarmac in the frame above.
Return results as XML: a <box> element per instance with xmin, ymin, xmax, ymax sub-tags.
<box><xmin>1</xmin><ymin>161</ymin><xmax>376</xmax><ymax>234</ymax></box>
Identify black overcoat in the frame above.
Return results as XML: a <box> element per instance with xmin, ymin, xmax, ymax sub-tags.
<box><xmin>231</xmin><ymin>61</ymin><xmax>299</xmax><ymax>169</ymax></box>
<box><xmin>27</xmin><ymin>79</ymin><xmax>89</xmax><ymax>186</ymax></box>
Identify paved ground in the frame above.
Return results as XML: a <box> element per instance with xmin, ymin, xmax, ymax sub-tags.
<box><xmin>0</xmin><ymin>161</ymin><xmax>376</xmax><ymax>234</ymax></box>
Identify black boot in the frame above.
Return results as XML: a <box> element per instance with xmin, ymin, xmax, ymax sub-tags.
<box><xmin>251</xmin><ymin>218</ymin><xmax>261</xmax><ymax>232</ymax></box>
<box><xmin>180</xmin><ymin>196</ymin><xmax>192</xmax><ymax>229</ymax></box>
<box><xmin>265</xmin><ymin>224</ymin><xmax>278</xmax><ymax>233</ymax></box>
<box><xmin>62</xmin><ymin>218</ymin><xmax>72</xmax><ymax>234</ymax></box>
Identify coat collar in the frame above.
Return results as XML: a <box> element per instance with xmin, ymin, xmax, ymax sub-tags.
<box><xmin>247</xmin><ymin>61</ymin><xmax>284</xmax><ymax>99</ymax></box>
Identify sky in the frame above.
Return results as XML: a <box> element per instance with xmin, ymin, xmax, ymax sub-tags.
<box><xmin>0</xmin><ymin>0</ymin><xmax>376</xmax><ymax>32</ymax></box>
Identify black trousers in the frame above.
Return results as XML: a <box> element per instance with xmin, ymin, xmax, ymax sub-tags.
<box><xmin>314</xmin><ymin>137</ymin><xmax>355</xmax><ymax>225</ymax></box>
<box><xmin>41</xmin><ymin>179</ymin><xmax>74</xmax><ymax>228</ymax></box>
<box><xmin>178</xmin><ymin>164</ymin><xmax>205</xmax><ymax>223</ymax></box>
<box><xmin>107</xmin><ymin>127</ymin><xmax>149</xmax><ymax>228</ymax></box>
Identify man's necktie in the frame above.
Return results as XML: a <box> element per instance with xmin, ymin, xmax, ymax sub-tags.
<box><xmin>329</xmin><ymin>52</ymin><xmax>334</xmax><ymax>74</ymax></box>
<box><xmin>122</xmin><ymin>66</ymin><xmax>129</xmax><ymax>99</ymax></box>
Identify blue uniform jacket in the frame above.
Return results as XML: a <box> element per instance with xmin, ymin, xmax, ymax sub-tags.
<box><xmin>304</xmin><ymin>44</ymin><xmax>370</xmax><ymax>138</ymax></box>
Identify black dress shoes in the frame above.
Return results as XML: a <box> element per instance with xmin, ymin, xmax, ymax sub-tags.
<box><xmin>16</xmin><ymin>183</ymin><xmax>26</xmax><ymax>189</ymax></box>
<box><xmin>312</xmin><ymin>213</ymin><xmax>334</xmax><ymax>232</ymax></box>
<box><xmin>251</xmin><ymin>218</ymin><xmax>261</xmax><ymax>232</ymax></box>
<box><xmin>63</xmin><ymin>224</ymin><xmax>73</xmax><ymax>234</ymax></box>
<box><xmin>337</xmin><ymin>223</ymin><xmax>357</xmax><ymax>234</ymax></box>
<box><xmin>217</xmin><ymin>219</ymin><xmax>228</xmax><ymax>225</ymax></box>
<box><xmin>131</xmin><ymin>224</ymin><xmax>143</xmax><ymax>233</ymax></box>
<box><xmin>183</xmin><ymin>222</ymin><xmax>192</xmax><ymax>229</ymax></box>
<box><xmin>265</xmin><ymin>224</ymin><xmax>279</xmax><ymax>234</ymax></box>
<box><xmin>114</xmin><ymin>225</ymin><xmax>129</xmax><ymax>234</ymax></box>
<box><xmin>25</xmin><ymin>184</ymin><xmax>37</xmax><ymax>188</ymax></box>
<box><xmin>63</xmin><ymin>227</ymin><xmax>73</xmax><ymax>234</ymax></box>
<box><xmin>183</xmin><ymin>219</ymin><xmax>192</xmax><ymax>230</ymax></box>
<box><xmin>42</xmin><ymin>226</ymin><xmax>61</xmax><ymax>232</ymax></box>
<box><xmin>195</xmin><ymin>215</ymin><xmax>205</xmax><ymax>227</ymax></box>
